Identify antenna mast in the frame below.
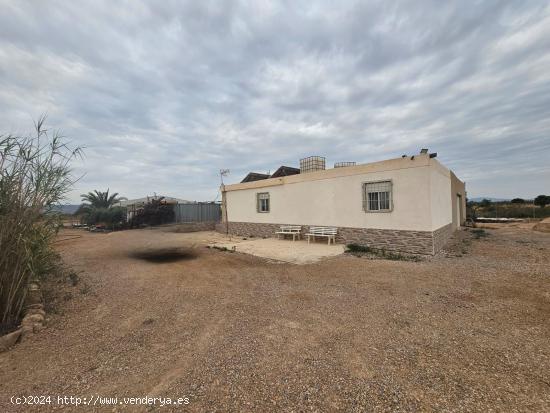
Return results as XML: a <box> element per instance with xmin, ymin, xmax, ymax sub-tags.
<box><xmin>219</xmin><ymin>169</ymin><xmax>230</xmax><ymax>236</ymax></box>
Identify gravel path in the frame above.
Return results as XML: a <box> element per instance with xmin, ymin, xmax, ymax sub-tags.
<box><xmin>0</xmin><ymin>227</ymin><xmax>549</xmax><ymax>412</ymax></box>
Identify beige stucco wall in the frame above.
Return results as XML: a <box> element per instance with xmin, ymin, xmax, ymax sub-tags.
<box><xmin>429</xmin><ymin>162</ymin><xmax>453</xmax><ymax>230</ymax></box>
<box><xmin>224</xmin><ymin>155</ymin><xmax>459</xmax><ymax>232</ymax></box>
<box><xmin>450</xmin><ymin>171</ymin><xmax>467</xmax><ymax>228</ymax></box>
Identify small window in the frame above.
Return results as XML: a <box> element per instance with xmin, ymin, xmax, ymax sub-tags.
<box><xmin>363</xmin><ymin>181</ymin><xmax>392</xmax><ymax>212</ymax></box>
<box><xmin>256</xmin><ymin>192</ymin><xmax>270</xmax><ymax>213</ymax></box>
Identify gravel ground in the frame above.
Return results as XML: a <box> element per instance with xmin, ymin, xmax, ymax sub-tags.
<box><xmin>0</xmin><ymin>226</ymin><xmax>549</xmax><ymax>412</ymax></box>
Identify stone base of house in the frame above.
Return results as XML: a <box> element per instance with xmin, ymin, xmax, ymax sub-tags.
<box><xmin>433</xmin><ymin>223</ymin><xmax>454</xmax><ymax>253</ymax></box>
<box><xmin>162</xmin><ymin>221</ymin><xmax>217</xmax><ymax>232</ymax></box>
<box><xmin>216</xmin><ymin>222</ymin><xmax>454</xmax><ymax>255</ymax></box>
<box><xmin>216</xmin><ymin>222</ymin><xmax>280</xmax><ymax>239</ymax></box>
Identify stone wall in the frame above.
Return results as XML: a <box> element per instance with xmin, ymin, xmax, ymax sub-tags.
<box><xmin>218</xmin><ymin>221</ymin><xmax>456</xmax><ymax>255</ymax></box>
<box><xmin>166</xmin><ymin>221</ymin><xmax>216</xmax><ymax>233</ymax></box>
<box><xmin>338</xmin><ymin>227</ymin><xmax>434</xmax><ymax>255</ymax></box>
<box><xmin>433</xmin><ymin>223</ymin><xmax>454</xmax><ymax>254</ymax></box>
<box><xmin>217</xmin><ymin>221</ymin><xmax>284</xmax><ymax>238</ymax></box>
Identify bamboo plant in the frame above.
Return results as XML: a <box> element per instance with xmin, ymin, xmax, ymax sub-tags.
<box><xmin>0</xmin><ymin>116</ymin><xmax>81</xmax><ymax>331</ymax></box>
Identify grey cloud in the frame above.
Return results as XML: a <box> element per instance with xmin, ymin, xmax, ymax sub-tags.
<box><xmin>0</xmin><ymin>0</ymin><xmax>549</xmax><ymax>202</ymax></box>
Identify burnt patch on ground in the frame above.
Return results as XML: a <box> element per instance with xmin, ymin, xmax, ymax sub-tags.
<box><xmin>129</xmin><ymin>247</ymin><xmax>198</xmax><ymax>263</ymax></box>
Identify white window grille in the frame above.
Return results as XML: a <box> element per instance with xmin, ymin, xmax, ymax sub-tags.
<box><xmin>363</xmin><ymin>181</ymin><xmax>393</xmax><ymax>212</ymax></box>
<box><xmin>256</xmin><ymin>192</ymin><xmax>270</xmax><ymax>213</ymax></box>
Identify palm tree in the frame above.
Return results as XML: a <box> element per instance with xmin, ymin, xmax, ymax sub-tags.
<box><xmin>80</xmin><ymin>189</ymin><xmax>125</xmax><ymax>209</ymax></box>
<box><xmin>77</xmin><ymin>189</ymin><xmax>126</xmax><ymax>219</ymax></box>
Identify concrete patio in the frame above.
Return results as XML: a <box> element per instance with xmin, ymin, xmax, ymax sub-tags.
<box><xmin>149</xmin><ymin>229</ymin><xmax>346</xmax><ymax>264</ymax></box>
<box><xmin>210</xmin><ymin>236</ymin><xmax>345</xmax><ymax>264</ymax></box>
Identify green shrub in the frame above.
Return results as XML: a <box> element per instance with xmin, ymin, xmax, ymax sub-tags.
<box><xmin>346</xmin><ymin>243</ymin><xmax>373</xmax><ymax>253</ymax></box>
<box><xmin>82</xmin><ymin>206</ymin><xmax>125</xmax><ymax>227</ymax></box>
<box><xmin>0</xmin><ymin>117</ymin><xmax>81</xmax><ymax>328</ymax></box>
<box><xmin>78</xmin><ymin>190</ymin><xmax>127</xmax><ymax>229</ymax></box>
<box><xmin>473</xmin><ymin>203</ymin><xmax>550</xmax><ymax>219</ymax></box>
<box><xmin>472</xmin><ymin>229</ymin><xmax>489</xmax><ymax>239</ymax></box>
<box><xmin>534</xmin><ymin>195</ymin><xmax>550</xmax><ymax>208</ymax></box>
<box><xmin>128</xmin><ymin>197</ymin><xmax>175</xmax><ymax>227</ymax></box>
<box><xmin>346</xmin><ymin>244</ymin><xmax>422</xmax><ymax>261</ymax></box>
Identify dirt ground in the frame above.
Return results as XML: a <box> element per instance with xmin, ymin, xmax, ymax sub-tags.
<box><xmin>0</xmin><ymin>225</ymin><xmax>549</xmax><ymax>412</ymax></box>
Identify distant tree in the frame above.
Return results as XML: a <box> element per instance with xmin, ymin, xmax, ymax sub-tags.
<box><xmin>479</xmin><ymin>198</ymin><xmax>492</xmax><ymax>208</ymax></box>
<box><xmin>77</xmin><ymin>189</ymin><xmax>127</xmax><ymax>228</ymax></box>
<box><xmin>466</xmin><ymin>202</ymin><xmax>477</xmax><ymax>220</ymax></box>
<box><xmin>510</xmin><ymin>198</ymin><xmax>525</xmax><ymax>204</ymax></box>
<box><xmin>534</xmin><ymin>195</ymin><xmax>550</xmax><ymax>208</ymax></box>
<box><xmin>80</xmin><ymin>189</ymin><xmax>125</xmax><ymax>210</ymax></box>
<box><xmin>128</xmin><ymin>197</ymin><xmax>174</xmax><ymax>227</ymax></box>
<box><xmin>84</xmin><ymin>206</ymin><xmax>125</xmax><ymax>226</ymax></box>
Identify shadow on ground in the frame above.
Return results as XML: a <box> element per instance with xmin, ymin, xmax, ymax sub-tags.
<box><xmin>129</xmin><ymin>247</ymin><xmax>198</xmax><ymax>263</ymax></box>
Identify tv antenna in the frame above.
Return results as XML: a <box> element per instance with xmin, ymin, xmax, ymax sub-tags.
<box><xmin>219</xmin><ymin>169</ymin><xmax>230</xmax><ymax>236</ymax></box>
<box><xmin>219</xmin><ymin>169</ymin><xmax>230</xmax><ymax>186</ymax></box>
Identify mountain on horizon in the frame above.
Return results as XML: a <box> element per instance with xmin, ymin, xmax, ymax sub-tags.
<box><xmin>49</xmin><ymin>204</ymin><xmax>80</xmax><ymax>215</ymax></box>
<box><xmin>469</xmin><ymin>197</ymin><xmax>512</xmax><ymax>202</ymax></box>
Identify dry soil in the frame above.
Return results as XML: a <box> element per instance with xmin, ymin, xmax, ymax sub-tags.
<box><xmin>0</xmin><ymin>226</ymin><xmax>549</xmax><ymax>412</ymax></box>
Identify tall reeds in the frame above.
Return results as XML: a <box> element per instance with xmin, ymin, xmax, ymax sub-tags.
<box><xmin>0</xmin><ymin>117</ymin><xmax>81</xmax><ymax>330</ymax></box>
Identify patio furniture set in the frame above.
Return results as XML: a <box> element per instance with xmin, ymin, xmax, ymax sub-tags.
<box><xmin>276</xmin><ymin>225</ymin><xmax>338</xmax><ymax>245</ymax></box>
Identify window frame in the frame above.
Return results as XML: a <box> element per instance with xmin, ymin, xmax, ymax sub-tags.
<box><xmin>256</xmin><ymin>192</ymin><xmax>270</xmax><ymax>213</ymax></box>
<box><xmin>362</xmin><ymin>180</ymin><xmax>393</xmax><ymax>213</ymax></box>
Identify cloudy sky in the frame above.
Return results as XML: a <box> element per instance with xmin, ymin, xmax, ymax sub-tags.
<box><xmin>1</xmin><ymin>1</ymin><xmax>549</xmax><ymax>202</ymax></box>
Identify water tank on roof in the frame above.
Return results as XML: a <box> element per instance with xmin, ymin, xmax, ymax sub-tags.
<box><xmin>300</xmin><ymin>156</ymin><xmax>326</xmax><ymax>173</ymax></box>
<box><xmin>334</xmin><ymin>162</ymin><xmax>356</xmax><ymax>168</ymax></box>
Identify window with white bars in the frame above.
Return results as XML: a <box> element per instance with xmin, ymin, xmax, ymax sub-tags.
<box><xmin>256</xmin><ymin>192</ymin><xmax>270</xmax><ymax>213</ymax></box>
<box><xmin>363</xmin><ymin>181</ymin><xmax>393</xmax><ymax>212</ymax></box>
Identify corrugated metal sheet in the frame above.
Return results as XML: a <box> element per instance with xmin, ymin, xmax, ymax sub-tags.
<box><xmin>174</xmin><ymin>202</ymin><xmax>221</xmax><ymax>223</ymax></box>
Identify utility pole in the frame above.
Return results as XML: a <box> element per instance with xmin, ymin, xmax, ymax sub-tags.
<box><xmin>219</xmin><ymin>169</ymin><xmax>230</xmax><ymax>236</ymax></box>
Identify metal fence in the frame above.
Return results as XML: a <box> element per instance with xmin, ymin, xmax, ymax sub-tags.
<box><xmin>174</xmin><ymin>202</ymin><xmax>221</xmax><ymax>223</ymax></box>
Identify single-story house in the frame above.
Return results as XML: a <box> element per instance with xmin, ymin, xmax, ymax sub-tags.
<box><xmin>219</xmin><ymin>151</ymin><xmax>466</xmax><ymax>255</ymax></box>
